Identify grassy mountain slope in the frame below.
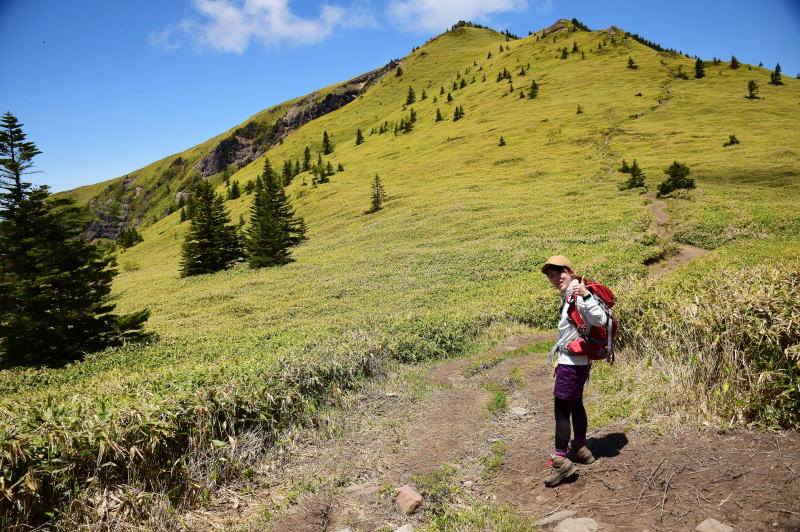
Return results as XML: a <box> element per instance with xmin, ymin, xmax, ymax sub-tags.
<box><xmin>2</xmin><ymin>20</ymin><xmax>799</xmax><ymax>527</ymax></box>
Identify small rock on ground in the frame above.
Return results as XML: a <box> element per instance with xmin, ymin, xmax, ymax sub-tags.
<box><xmin>395</xmin><ymin>525</ymin><xmax>414</xmax><ymax>532</ymax></box>
<box><xmin>395</xmin><ymin>485</ymin><xmax>423</xmax><ymax>515</ymax></box>
<box><xmin>535</xmin><ymin>509</ymin><xmax>577</xmax><ymax>526</ymax></box>
<box><xmin>554</xmin><ymin>517</ymin><xmax>599</xmax><ymax>532</ymax></box>
<box><xmin>509</xmin><ymin>407</ymin><xmax>529</xmax><ymax>416</ymax></box>
<box><xmin>695</xmin><ymin>518</ymin><xmax>734</xmax><ymax>532</ymax></box>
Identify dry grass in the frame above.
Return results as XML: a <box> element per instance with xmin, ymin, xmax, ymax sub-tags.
<box><xmin>616</xmin><ymin>264</ymin><xmax>800</xmax><ymax>428</ymax></box>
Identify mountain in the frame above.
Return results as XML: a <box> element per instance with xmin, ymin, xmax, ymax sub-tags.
<box><xmin>5</xmin><ymin>19</ymin><xmax>800</xmax><ymax>528</ymax></box>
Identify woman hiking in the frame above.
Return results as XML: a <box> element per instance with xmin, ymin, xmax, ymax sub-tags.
<box><xmin>541</xmin><ymin>255</ymin><xmax>608</xmax><ymax>487</ymax></box>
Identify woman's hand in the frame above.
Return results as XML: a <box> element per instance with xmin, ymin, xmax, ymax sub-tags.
<box><xmin>552</xmin><ymin>363</ymin><xmax>558</xmax><ymax>378</ymax></box>
<box><xmin>571</xmin><ymin>276</ymin><xmax>590</xmax><ymax>299</ymax></box>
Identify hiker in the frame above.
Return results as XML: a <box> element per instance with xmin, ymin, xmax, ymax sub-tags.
<box><xmin>541</xmin><ymin>255</ymin><xmax>608</xmax><ymax>487</ymax></box>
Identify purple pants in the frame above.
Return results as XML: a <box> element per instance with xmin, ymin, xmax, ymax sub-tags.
<box><xmin>553</xmin><ymin>363</ymin><xmax>590</xmax><ymax>402</ymax></box>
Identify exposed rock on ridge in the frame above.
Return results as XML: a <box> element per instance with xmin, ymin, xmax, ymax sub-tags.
<box><xmin>194</xmin><ymin>59</ymin><xmax>400</xmax><ymax>177</ymax></box>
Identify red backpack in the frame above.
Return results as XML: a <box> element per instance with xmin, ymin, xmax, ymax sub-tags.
<box><xmin>565</xmin><ymin>281</ymin><xmax>618</xmax><ymax>364</ymax></box>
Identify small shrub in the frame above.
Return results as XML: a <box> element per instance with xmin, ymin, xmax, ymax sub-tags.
<box><xmin>746</xmin><ymin>80</ymin><xmax>759</xmax><ymax>99</ymax></box>
<box><xmin>657</xmin><ymin>161</ymin><xmax>694</xmax><ymax>197</ymax></box>
<box><xmin>723</xmin><ymin>135</ymin><xmax>740</xmax><ymax>147</ymax></box>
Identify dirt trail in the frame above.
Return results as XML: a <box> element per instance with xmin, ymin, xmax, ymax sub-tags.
<box><xmin>646</xmin><ymin>192</ymin><xmax>708</xmax><ymax>276</ymax></box>
<box><xmin>200</xmin><ymin>332</ymin><xmax>800</xmax><ymax>531</ymax></box>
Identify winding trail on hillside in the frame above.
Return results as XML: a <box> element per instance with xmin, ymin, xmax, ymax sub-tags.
<box><xmin>646</xmin><ymin>192</ymin><xmax>708</xmax><ymax>276</ymax></box>
<box><xmin>197</xmin><ymin>333</ymin><xmax>800</xmax><ymax>531</ymax></box>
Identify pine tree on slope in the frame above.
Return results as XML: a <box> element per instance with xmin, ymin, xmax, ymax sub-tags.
<box><xmin>180</xmin><ymin>179</ymin><xmax>241</xmax><ymax>276</ymax></box>
<box><xmin>246</xmin><ymin>159</ymin><xmax>306</xmax><ymax>267</ymax></box>
<box><xmin>0</xmin><ymin>112</ymin><xmax>149</xmax><ymax>366</ymax></box>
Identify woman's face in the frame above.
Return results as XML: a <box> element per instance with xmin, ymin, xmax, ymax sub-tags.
<box><xmin>546</xmin><ymin>267</ymin><xmax>573</xmax><ymax>292</ymax></box>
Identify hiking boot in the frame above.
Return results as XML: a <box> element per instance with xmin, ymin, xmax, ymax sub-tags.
<box><xmin>568</xmin><ymin>445</ymin><xmax>595</xmax><ymax>464</ymax></box>
<box><xmin>544</xmin><ymin>456</ymin><xmax>578</xmax><ymax>487</ymax></box>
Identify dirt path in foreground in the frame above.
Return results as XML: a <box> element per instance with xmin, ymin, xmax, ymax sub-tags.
<box><xmin>203</xmin><ymin>332</ymin><xmax>800</xmax><ymax>531</ymax></box>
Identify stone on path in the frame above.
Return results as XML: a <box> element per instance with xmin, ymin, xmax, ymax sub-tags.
<box><xmin>509</xmin><ymin>406</ymin><xmax>529</xmax><ymax>416</ymax></box>
<box><xmin>695</xmin><ymin>518</ymin><xmax>734</xmax><ymax>532</ymax></box>
<box><xmin>554</xmin><ymin>517</ymin><xmax>599</xmax><ymax>532</ymax></box>
<box><xmin>395</xmin><ymin>525</ymin><xmax>414</xmax><ymax>532</ymax></box>
<box><xmin>534</xmin><ymin>509</ymin><xmax>577</xmax><ymax>527</ymax></box>
<box><xmin>395</xmin><ymin>485</ymin><xmax>423</xmax><ymax>514</ymax></box>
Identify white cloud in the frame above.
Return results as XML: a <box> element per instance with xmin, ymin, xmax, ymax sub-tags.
<box><xmin>151</xmin><ymin>0</ymin><xmax>377</xmax><ymax>54</ymax></box>
<box><xmin>386</xmin><ymin>0</ymin><xmax>529</xmax><ymax>33</ymax></box>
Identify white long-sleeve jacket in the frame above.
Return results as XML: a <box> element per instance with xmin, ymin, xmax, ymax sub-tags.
<box><xmin>555</xmin><ymin>279</ymin><xmax>608</xmax><ymax>366</ymax></box>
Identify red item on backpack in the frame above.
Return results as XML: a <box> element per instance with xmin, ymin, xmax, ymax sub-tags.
<box><xmin>566</xmin><ymin>281</ymin><xmax>618</xmax><ymax>364</ymax></box>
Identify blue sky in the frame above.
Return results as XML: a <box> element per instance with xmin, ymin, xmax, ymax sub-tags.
<box><xmin>3</xmin><ymin>0</ymin><xmax>799</xmax><ymax>192</ymax></box>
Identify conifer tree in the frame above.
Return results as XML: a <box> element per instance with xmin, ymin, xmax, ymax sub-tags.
<box><xmin>627</xmin><ymin>56</ymin><xmax>637</xmax><ymax>69</ymax></box>
<box><xmin>619</xmin><ymin>159</ymin><xmax>631</xmax><ymax>173</ymax></box>
<box><xmin>730</xmin><ymin>55</ymin><xmax>740</xmax><ymax>69</ymax></box>
<box><xmin>116</xmin><ymin>227</ymin><xmax>144</xmax><ymax>249</ymax></box>
<box><xmin>447</xmin><ymin>92</ymin><xmax>453</xmax><ymax>102</ymax></box>
<box><xmin>303</xmin><ymin>146</ymin><xmax>311</xmax><ymax>171</ymax></box>
<box><xmin>282</xmin><ymin>160</ymin><xmax>293</xmax><ymax>185</ymax></box>
<box><xmin>356</xmin><ymin>128</ymin><xmax>364</xmax><ymax>145</ymax></box>
<box><xmin>572</xmin><ymin>41</ymin><xmax>579</xmax><ymax>53</ymax></box>
<box><xmin>770</xmin><ymin>63</ymin><xmax>783</xmax><ymax>85</ymax></box>
<box><xmin>746</xmin><ymin>80</ymin><xmax>759</xmax><ymax>99</ymax></box>
<box><xmin>180</xmin><ymin>179</ymin><xmax>241</xmax><ymax>277</ymax></box>
<box><xmin>244</xmin><ymin>180</ymin><xmax>256</xmax><ymax>194</ymax></box>
<box><xmin>657</xmin><ymin>161</ymin><xmax>695</xmax><ymax>197</ymax></box>
<box><xmin>0</xmin><ymin>113</ymin><xmax>150</xmax><ymax>366</ymax></box>
<box><xmin>440</xmin><ymin>85</ymin><xmax>445</xmax><ymax>95</ymax></box>
<box><xmin>227</xmin><ymin>180</ymin><xmax>241</xmax><ymax>200</ymax></box>
<box><xmin>694</xmin><ymin>58</ymin><xmax>705</xmax><ymax>78</ymax></box>
<box><xmin>337</xmin><ymin>163</ymin><xmax>344</xmax><ymax>172</ymax></box>
<box><xmin>435</xmin><ymin>108</ymin><xmax>443</xmax><ymax>122</ymax></box>
<box><xmin>452</xmin><ymin>80</ymin><xmax>458</xmax><ymax>91</ymax></box>
<box><xmin>528</xmin><ymin>79</ymin><xmax>539</xmax><ymax>99</ymax></box>
<box><xmin>180</xmin><ymin>206</ymin><xmax>187</xmax><ymax>222</ymax></box>
<box><xmin>325</xmin><ymin>161</ymin><xmax>334</xmax><ymax>177</ymax></box>
<box><xmin>406</xmin><ymin>86</ymin><xmax>416</xmax><ymax>105</ymax></box>
<box><xmin>421</xmin><ymin>88</ymin><xmax>427</xmax><ymax>100</ymax></box>
<box><xmin>246</xmin><ymin>159</ymin><xmax>306</xmax><ymax>267</ymax></box>
<box><xmin>294</xmin><ymin>159</ymin><xmax>301</xmax><ymax>176</ymax></box>
<box><xmin>561</xmin><ymin>47</ymin><xmax>568</xmax><ymax>59</ymax></box>
<box><xmin>322</xmin><ymin>130</ymin><xmax>333</xmax><ymax>154</ymax></box>
<box><xmin>498</xmin><ymin>136</ymin><xmax>506</xmax><ymax>146</ymax></box>
<box><xmin>459</xmin><ymin>78</ymin><xmax>467</xmax><ymax>89</ymax></box>
<box><xmin>487</xmin><ymin>51</ymin><xmax>492</xmax><ymax>59</ymax></box>
<box><xmin>621</xmin><ymin>159</ymin><xmax>645</xmax><ymax>189</ymax></box>
<box><xmin>366</xmin><ymin>174</ymin><xmax>386</xmax><ymax>213</ymax></box>
<box><xmin>396</xmin><ymin>66</ymin><xmax>403</xmax><ymax>77</ymax></box>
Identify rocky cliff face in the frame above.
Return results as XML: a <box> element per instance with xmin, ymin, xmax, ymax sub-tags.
<box><xmin>194</xmin><ymin>60</ymin><xmax>400</xmax><ymax>177</ymax></box>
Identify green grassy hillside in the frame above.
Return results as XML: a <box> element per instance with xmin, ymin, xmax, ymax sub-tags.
<box><xmin>3</xmin><ymin>20</ymin><xmax>799</xmax><ymax>527</ymax></box>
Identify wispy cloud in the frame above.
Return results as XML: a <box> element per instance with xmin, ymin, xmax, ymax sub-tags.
<box><xmin>386</xmin><ymin>0</ymin><xmax>529</xmax><ymax>33</ymax></box>
<box><xmin>151</xmin><ymin>0</ymin><xmax>377</xmax><ymax>54</ymax></box>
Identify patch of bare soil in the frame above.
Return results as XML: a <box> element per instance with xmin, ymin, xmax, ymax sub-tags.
<box><xmin>196</xmin><ymin>333</ymin><xmax>800</xmax><ymax>532</ymax></box>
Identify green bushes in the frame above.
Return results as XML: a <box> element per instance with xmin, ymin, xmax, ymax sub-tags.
<box><xmin>617</xmin><ymin>265</ymin><xmax>800</xmax><ymax>428</ymax></box>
